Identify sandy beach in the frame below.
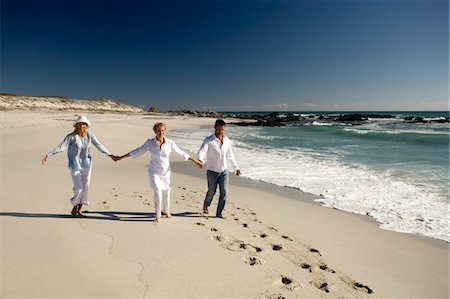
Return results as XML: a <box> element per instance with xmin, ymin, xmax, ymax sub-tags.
<box><xmin>1</xmin><ymin>110</ymin><xmax>448</xmax><ymax>298</ymax></box>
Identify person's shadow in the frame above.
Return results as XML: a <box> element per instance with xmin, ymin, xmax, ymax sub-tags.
<box><xmin>0</xmin><ymin>211</ymin><xmax>204</xmax><ymax>221</ymax></box>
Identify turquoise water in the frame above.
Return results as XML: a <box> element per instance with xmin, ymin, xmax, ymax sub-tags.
<box><xmin>171</xmin><ymin>111</ymin><xmax>450</xmax><ymax>241</ymax></box>
<box><xmin>233</xmin><ymin>123</ymin><xmax>448</xmax><ymax>187</ymax></box>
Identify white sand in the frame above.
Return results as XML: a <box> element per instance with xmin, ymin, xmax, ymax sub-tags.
<box><xmin>0</xmin><ymin>110</ymin><xmax>448</xmax><ymax>298</ymax></box>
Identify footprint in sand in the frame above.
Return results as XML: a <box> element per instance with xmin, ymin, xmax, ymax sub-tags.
<box><xmin>309</xmin><ymin>248</ymin><xmax>322</xmax><ymax>256</ymax></box>
<box><xmin>318</xmin><ymin>282</ymin><xmax>330</xmax><ymax>293</ymax></box>
<box><xmin>300</xmin><ymin>263</ymin><xmax>312</xmax><ymax>272</ymax></box>
<box><xmin>246</xmin><ymin>244</ymin><xmax>263</xmax><ymax>254</ymax></box>
<box><xmin>213</xmin><ymin>235</ymin><xmax>226</xmax><ymax>242</ymax></box>
<box><xmin>354</xmin><ymin>282</ymin><xmax>373</xmax><ymax>294</ymax></box>
<box><xmin>100</xmin><ymin>200</ymin><xmax>111</xmax><ymax>209</ymax></box>
<box><xmin>308</xmin><ymin>276</ymin><xmax>329</xmax><ymax>293</ymax></box>
<box><xmin>319</xmin><ymin>264</ymin><xmax>336</xmax><ymax>274</ymax></box>
<box><xmin>223</xmin><ymin>239</ymin><xmax>247</xmax><ymax>252</ymax></box>
<box><xmin>272</xmin><ymin>244</ymin><xmax>283</xmax><ymax>251</ymax></box>
<box><xmin>274</xmin><ymin>275</ymin><xmax>301</xmax><ymax>291</ymax></box>
<box><xmin>281</xmin><ymin>235</ymin><xmax>293</xmax><ymax>241</ymax></box>
<box><xmin>269</xmin><ymin>226</ymin><xmax>279</xmax><ymax>233</ymax></box>
<box><xmin>245</xmin><ymin>256</ymin><xmax>264</xmax><ymax>266</ymax></box>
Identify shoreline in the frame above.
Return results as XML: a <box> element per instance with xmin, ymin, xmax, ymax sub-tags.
<box><xmin>170</xmin><ymin>162</ymin><xmax>449</xmax><ymax>298</ymax></box>
<box><xmin>1</xmin><ymin>110</ymin><xmax>448</xmax><ymax>298</ymax></box>
<box><xmin>172</xmin><ymin>160</ymin><xmax>449</xmax><ymax>249</ymax></box>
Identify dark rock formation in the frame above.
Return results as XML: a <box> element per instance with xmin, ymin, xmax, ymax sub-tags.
<box><xmin>166</xmin><ymin>109</ymin><xmax>223</xmax><ymax>118</ymax></box>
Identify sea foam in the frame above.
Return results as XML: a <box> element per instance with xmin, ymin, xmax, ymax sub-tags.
<box><xmin>170</xmin><ymin>125</ymin><xmax>449</xmax><ymax>242</ymax></box>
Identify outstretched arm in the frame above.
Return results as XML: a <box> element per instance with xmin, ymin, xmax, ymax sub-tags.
<box><xmin>112</xmin><ymin>139</ymin><xmax>150</xmax><ymax>162</ymax></box>
<box><xmin>91</xmin><ymin>133</ymin><xmax>112</xmax><ymax>155</ymax></box>
<box><xmin>42</xmin><ymin>134</ymin><xmax>72</xmax><ymax>165</ymax></box>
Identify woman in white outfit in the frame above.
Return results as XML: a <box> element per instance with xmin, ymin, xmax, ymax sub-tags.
<box><xmin>113</xmin><ymin>122</ymin><xmax>202</xmax><ymax>223</ymax></box>
<box><xmin>42</xmin><ymin>115</ymin><xmax>114</xmax><ymax>217</ymax></box>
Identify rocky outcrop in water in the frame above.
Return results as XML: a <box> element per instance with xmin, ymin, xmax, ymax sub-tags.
<box><xmin>166</xmin><ymin>109</ymin><xmax>223</xmax><ymax>118</ymax></box>
<box><xmin>229</xmin><ymin>112</ymin><xmax>449</xmax><ymax>127</ymax></box>
<box><xmin>228</xmin><ymin>112</ymin><xmax>304</xmax><ymax>127</ymax></box>
<box><xmin>404</xmin><ymin>116</ymin><xmax>449</xmax><ymax>123</ymax></box>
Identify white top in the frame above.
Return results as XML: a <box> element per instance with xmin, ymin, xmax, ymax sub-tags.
<box><xmin>129</xmin><ymin>137</ymin><xmax>190</xmax><ymax>175</ymax></box>
<box><xmin>197</xmin><ymin>134</ymin><xmax>239</xmax><ymax>173</ymax></box>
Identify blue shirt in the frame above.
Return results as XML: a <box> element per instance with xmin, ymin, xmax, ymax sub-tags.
<box><xmin>47</xmin><ymin>132</ymin><xmax>111</xmax><ymax>170</ymax></box>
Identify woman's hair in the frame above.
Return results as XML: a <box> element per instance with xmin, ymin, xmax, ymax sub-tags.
<box><xmin>153</xmin><ymin>122</ymin><xmax>167</xmax><ymax>133</ymax></box>
<box><xmin>73</xmin><ymin>122</ymin><xmax>87</xmax><ymax>134</ymax></box>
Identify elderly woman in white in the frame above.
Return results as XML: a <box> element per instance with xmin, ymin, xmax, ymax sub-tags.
<box><xmin>113</xmin><ymin>122</ymin><xmax>202</xmax><ymax>223</ymax></box>
<box><xmin>42</xmin><ymin>115</ymin><xmax>114</xmax><ymax>217</ymax></box>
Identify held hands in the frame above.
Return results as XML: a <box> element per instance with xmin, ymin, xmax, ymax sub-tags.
<box><xmin>110</xmin><ymin>155</ymin><xmax>122</xmax><ymax>162</ymax></box>
<box><xmin>192</xmin><ymin>158</ymin><xmax>203</xmax><ymax>168</ymax></box>
<box><xmin>110</xmin><ymin>153</ymin><xmax>131</xmax><ymax>161</ymax></box>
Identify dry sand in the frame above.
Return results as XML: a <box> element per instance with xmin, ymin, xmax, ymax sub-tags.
<box><xmin>0</xmin><ymin>111</ymin><xmax>448</xmax><ymax>298</ymax></box>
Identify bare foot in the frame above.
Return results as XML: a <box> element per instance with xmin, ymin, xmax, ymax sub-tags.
<box><xmin>71</xmin><ymin>206</ymin><xmax>77</xmax><ymax>217</ymax></box>
<box><xmin>76</xmin><ymin>204</ymin><xmax>85</xmax><ymax>217</ymax></box>
<box><xmin>155</xmin><ymin>219</ymin><xmax>160</xmax><ymax>223</ymax></box>
<box><xmin>166</xmin><ymin>213</ymin><xmax>172</xmax><ymax>218</ymax></box>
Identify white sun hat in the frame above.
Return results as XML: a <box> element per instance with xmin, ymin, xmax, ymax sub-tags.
<box><xmin>73</xmin><ymin>115</ymin><xmax>91</xmax><ymax>127</ymax></box>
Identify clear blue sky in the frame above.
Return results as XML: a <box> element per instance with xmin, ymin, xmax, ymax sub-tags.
<box><xmin>1</xmin><ymin>0</ymin><xmax>448</xmax><ymax>111</ymax></box>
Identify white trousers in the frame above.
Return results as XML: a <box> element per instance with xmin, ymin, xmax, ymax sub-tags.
<box><xmin>70</xmin><ymin>167</ymin><xmax>92</xmax><ymax>206</ymax></box>
<box><xmin>153</xmin><ymin>188</ymin><xmax>171</xmax><ymax>221</ymax></box>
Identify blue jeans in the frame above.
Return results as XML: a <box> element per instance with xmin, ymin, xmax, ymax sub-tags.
<box><xmin>204</xmin><ymin>170</ymin><xmax>229</xmax><ymax>216</ymax></box>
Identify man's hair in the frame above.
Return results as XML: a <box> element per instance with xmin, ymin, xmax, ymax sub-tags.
<box><xmin>215</xmin><ymin>119</ymin><xmax>226</xmax><ymax>127</ymax></box>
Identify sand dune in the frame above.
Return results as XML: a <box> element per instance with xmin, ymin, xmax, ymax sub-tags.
<box><xmin>0</xmin><ymin>94</ymin><xmax>144</xmax><ymax>113</ymax></box>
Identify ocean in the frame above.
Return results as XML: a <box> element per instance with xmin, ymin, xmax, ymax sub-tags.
<box><xmin>170</xmin><ymin>111</ymin><xmax>449</xmax><ymax>242</ymax></box>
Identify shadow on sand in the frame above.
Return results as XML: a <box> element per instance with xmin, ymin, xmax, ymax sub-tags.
<box><xmin>0</xmin><ymin>211</ymin><xmax>204</xmax><ymax>222</ymax></box>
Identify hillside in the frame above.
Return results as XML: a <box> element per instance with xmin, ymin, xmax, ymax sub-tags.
<box><xmin>0</xmin><ymin>94</ymin><xmax>144</xmax><ymax>113</ymax></box>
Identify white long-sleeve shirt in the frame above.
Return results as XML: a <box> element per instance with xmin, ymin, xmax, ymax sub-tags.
<box><xmin>47</xmin><ymin>132</ymin><xmax>111</xmax><ymax>170</ymax></box>
<box><xmin>197</xmin><ymin>134</ymin><xmax>239</xmax><ymax>173</ymax></box>
<box><xmin>129</xmin><ymin>137</ymin><xmax>190</xmax><ymax>175</ymax></box>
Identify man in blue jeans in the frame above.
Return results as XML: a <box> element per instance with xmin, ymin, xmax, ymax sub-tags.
<box><xmin>197</xmin><ymin>119</ymin><xmax>241</xmax><ymax>218</ymax></box>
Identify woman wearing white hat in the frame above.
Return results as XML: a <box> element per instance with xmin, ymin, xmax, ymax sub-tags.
<box><xmin>113</xmin><ymin>122</ymin><xmax>203</xmax><ymax>223</ymax></box>
<box><xmin>42</xmin><ymin>115</ymin><xmax>114</xmax><ymax>217</ymax></box>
